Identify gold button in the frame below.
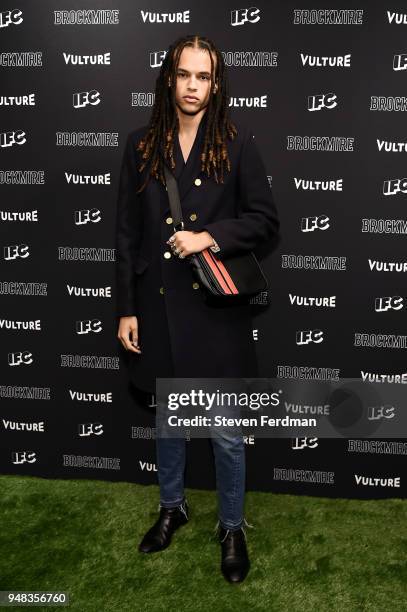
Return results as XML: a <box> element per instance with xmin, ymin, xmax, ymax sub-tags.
<box><xmin>189</xmin><ymin>213</ymin><xmax>197</xmax><ymax>221</ymax></box>
<box><xmin>163</xmin><ymin>251</ymin><xmax>172</xmax><ymax>259</ymax></box>
<box><xmin>165</xmin><ymin>216</ymin><xmax>173</xmax><ymax>224</ymax></box>
<box><xmin>159</xmin><ymin>287</ymin><xmax>164</xmax><ymax>294</ymax></box>
<box><xmin>192</xmin><ymin>282</ymin><xmax>200</xmax><ymax>289</ymax></box>
<box><xmin>194</xmin><ymin>178</ymin><xmax>202</xmax><ymax>186</ymax></box>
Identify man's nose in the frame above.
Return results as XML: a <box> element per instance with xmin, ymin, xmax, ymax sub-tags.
<box><xmin>187</xmin><ymin>76</ymin><xmax>198</xmax><ymax>89</ymax></box>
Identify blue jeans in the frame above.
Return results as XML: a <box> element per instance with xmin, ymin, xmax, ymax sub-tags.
<box><xmin>156</xmin><ymin>427</ymin><xmax>246</xmax><ymax>531</ymax></box>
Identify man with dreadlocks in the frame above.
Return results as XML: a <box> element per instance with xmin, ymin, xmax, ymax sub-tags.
<box><xmin>115</xmin><ymin>34</ymin><xmax>279</xmax><ymax>583</ymax></box>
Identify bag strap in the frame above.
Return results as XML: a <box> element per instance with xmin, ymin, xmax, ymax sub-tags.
<box><xmin>163</xmin><ymin>164</ymin><xmax>184</xmax><ymax>232</ymax></box>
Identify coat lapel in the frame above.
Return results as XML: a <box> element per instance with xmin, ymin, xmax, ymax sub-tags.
<box><xmin>162</xmin><ymin>111</ymin><xmax>208</xmax><ymax>215</ymax></box>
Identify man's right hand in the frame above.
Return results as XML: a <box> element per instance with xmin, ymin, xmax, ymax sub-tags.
<box><xmin>117</xmin><ymin>316</ymin><xmax>141</xmax><ymax>353</ymax></box>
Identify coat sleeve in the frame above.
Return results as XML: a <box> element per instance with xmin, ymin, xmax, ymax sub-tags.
<box><xmin>200</xmin><ymin>128</ymin><xmax>280</xmax><ymax>260</ymax></box>
<box><xmin>115</xmin><ymin>132</ymin><xmax>143</xmax><ymax>318</ymax></box>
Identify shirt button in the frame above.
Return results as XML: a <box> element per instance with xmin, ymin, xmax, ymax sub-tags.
<box><xmin>189</xmin><ymin>213</ymin><xmax>197</xmax><ymax>221</ymax></box>
<box><xmin>163</xmin><ymin>251</ymin><xmax>172</xmax><ymax>259</ymax></box>
<box><xmin>159</xmin><ymin>286</ymin><xmax>165</xmax><ymax>294</ymax></box>
<box><xmin>192</xmin><ymin>282</ymin><xmax>200</xmax><ymax>289</ymax></box>
<box><xmin>194</xmin><ymin>178</ymin><xmax>202</xmax><ymax>186</ymax></box>
<box><xmin>165</xmin><ymin>216</ymin><xmax>173</xmax><ymax>224</ymax></box>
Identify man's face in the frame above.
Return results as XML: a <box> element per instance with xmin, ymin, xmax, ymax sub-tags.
<box><xmin>172</xmin><ymin>46</ymin><xmax>217</xmax><ymax>117</ymax></box>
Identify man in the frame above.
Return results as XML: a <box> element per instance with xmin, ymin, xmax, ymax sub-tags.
<box><xmin>115</xmin><ymin>34</ymin><xmax>279</xmax><ymax>583</ymax></box>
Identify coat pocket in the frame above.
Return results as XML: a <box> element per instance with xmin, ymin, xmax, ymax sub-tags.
<box><xmin>133</xmin><ymin>254</ymin><xmax>149</xmax><ymax>275</ymax></box>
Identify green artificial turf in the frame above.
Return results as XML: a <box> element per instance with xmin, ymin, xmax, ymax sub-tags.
<box><xmin>1</xmin><ymin>475</ymin><xmax>407</xmax><ymax>612</ymax></box>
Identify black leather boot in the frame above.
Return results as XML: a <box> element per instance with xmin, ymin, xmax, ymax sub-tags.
<box><xmin>218</xmin><ymin>524</ymin><xmax>250</xmax><ymax>583</ymax></box>
<box><xmin>138</xmin><ymin>499</ymin><xmax>189</xmax><ymax>553</ymax></box>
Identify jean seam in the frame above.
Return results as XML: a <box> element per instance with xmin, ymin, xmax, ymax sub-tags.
<box><xmin>220</xmin><ymin>450</ymin><xmax>243</xmax><ymax>529</ymax></box>
<box><xmin>159</xmin><ymin>497</ymin><xmax>185</xmax><ymax>507</ymax></box>
<box><xmin>156</xmin><ymin>436</ymin><xmax>186</xmax><ymax>507</ymax></box>
<box><xmin>214</xmin><ymin>432</ymin><xmax>245</xmax><ymax>530</ymax></box>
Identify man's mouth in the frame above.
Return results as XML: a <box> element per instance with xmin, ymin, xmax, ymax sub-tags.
<box><xmin>183</xmin><ymin>96</ymin><xmax>199</xmax><ymax>103</ymax></box>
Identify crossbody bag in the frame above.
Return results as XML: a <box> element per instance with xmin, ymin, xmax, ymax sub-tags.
<box><xmin>163</xmin><ymin>164</ymin><xmax>269</xmax><ymax>298</ymax></box>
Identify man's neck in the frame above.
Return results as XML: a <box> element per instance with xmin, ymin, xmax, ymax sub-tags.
<box><xmin>176</xmin><ymin>107</ymin><xmax>207</xmax><ymax>137</ymax></box>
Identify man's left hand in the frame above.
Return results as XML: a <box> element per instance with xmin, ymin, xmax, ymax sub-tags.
<box><xmin>166</xmin><ymin>230</ymin><xmax>213</xmax><ymax>258</ymax></box>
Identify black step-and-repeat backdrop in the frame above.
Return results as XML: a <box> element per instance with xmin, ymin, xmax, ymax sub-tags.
<box><xmin>2</xmin><ymin>1</ymin><xmax>407</xmax><ymax>499</ymax></box>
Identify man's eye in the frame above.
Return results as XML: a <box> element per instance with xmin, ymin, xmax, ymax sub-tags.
<box><xmin>177</xmin><ymin>73</ymin><xmax>209</xmax><ymax>80</ymax></box>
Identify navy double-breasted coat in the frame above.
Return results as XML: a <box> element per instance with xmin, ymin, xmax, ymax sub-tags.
<box><xmin>115</xmin><ymin>111</ymin><xmax>280</xmax><ymax>394</ymax></box>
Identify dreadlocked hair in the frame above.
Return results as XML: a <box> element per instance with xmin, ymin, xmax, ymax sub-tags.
<box><xmin>134</xmin><ymin>34</ymin><xmax>237</xmax><ymax>194</ymax></box>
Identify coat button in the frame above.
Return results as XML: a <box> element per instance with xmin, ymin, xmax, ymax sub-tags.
<box><xmin>163</xmin><ymin>251</ymin><xmax>172</xmax><ymax>259</ymax></box>
<box><xmin>194</xmin><ymin>178</ymin><xmax>202</xmax><ymax>186</ymax></box>
<box><xmin>192</xmin><ymin>282</ymin><xmax>200</xmax><ymax>289</ymax></box>
<box><xmin>159</xmin><ymin>286</ymin><xmax>165</xmax><ymax>294</ymax></box>
<box><xmin>189</xmin><ymin>213</ymin><xmax>197</xmax><ymax>221</ymax></box>
<box><xmin>165</xmin><ymin>216</ymin><xmax>173</xmax><ymax>224</ymax></box>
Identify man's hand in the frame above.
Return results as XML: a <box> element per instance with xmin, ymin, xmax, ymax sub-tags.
<box><xmin>166</xmin><ymin>230</ymin><xmax>214</xmax><ymax>258</ymax></box>
<box><xmin>117</xmin><ymin>316</ymin><xmax>141</xmax><ymax>353</ymax></box>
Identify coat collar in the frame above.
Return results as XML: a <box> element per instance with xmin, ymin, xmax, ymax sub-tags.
<box><xmin>163</xmin><ymin>110</ymin><xmax>208</xmax><ymax>206</ymax></box>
